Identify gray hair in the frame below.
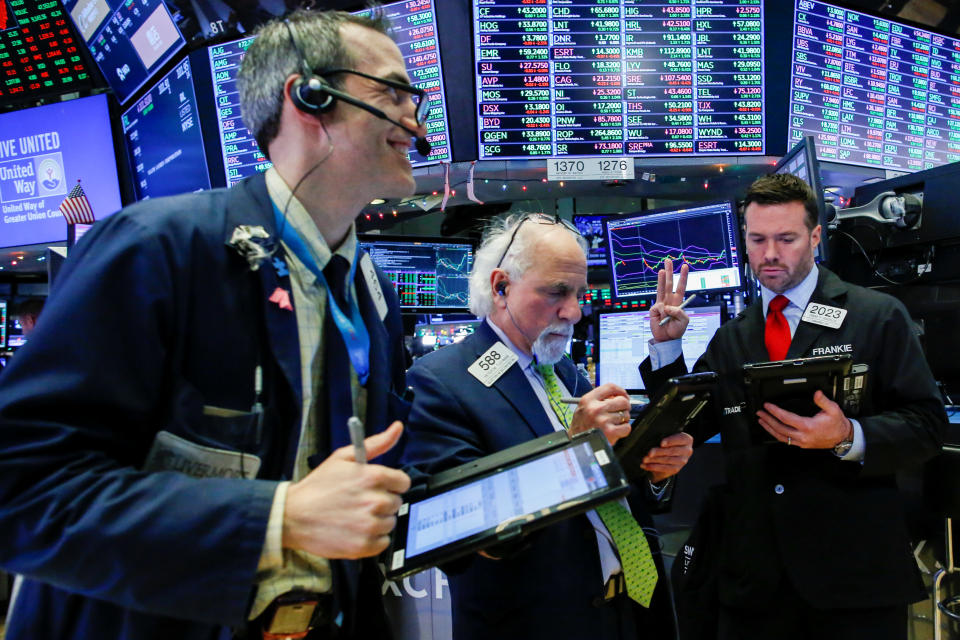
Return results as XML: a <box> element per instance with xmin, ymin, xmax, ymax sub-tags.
<box><xmin>468</xmin><ymin>213</ymin><xmax>587</xmax><ymax>317</ymax></box>
<box><xmin>236</xmin><ymin>8</ymin><xmax>389</xmax><ymax>158</ymax></box>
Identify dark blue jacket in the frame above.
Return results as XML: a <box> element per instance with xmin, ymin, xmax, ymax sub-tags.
<box><xmin>402</xmin><ymin>321</ymin><xmax>676</xmax><ymax>640</ymax></box>
<box><xmin>0</xmin><ymin>173</ymin><xmax>408</xmax><ymax>639</ymax></box>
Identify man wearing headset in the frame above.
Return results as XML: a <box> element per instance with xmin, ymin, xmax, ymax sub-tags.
<box><xmin>0</xmin><ymin>10</ymin><xmax>424</xmax><ymax>640</ymax></box>
<box><xmin>402</xmin><ymin>214</ymin><xmax>694</xmax><ymax>640</ymax></box>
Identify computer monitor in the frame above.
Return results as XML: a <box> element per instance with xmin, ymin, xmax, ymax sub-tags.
<box><xmin>597</xmin><ymin>305</ymin><xmax>723</xmax><ymax>391</ymax></box>
<box><xmin>772</xmin><ymin>135</ymin><xmax>829</xmax><ymax>265</ymax></box>
<box><xmin>604</xmin><ymin>200</ymin><xmax>742</xmax><ymax>300</ymax></box>
<box><xmin>122</xmin><ymin>57</ymin><xmax>211</xmax><ymax>201</ymax></box>
<box><xmin>0</xmin><ymin>94</ymin><xmax>122</xmax><ymax>249</ymax></box>
<box><xmin>411</xmin><ymin>316</ymin><xmax>480</xmax><ymax>357</ymax></box>
<box><xmin>64</xmin><ymin>0</ymin><xmax>187</xmax><ymax>104</ymax></box>
<box><xmin>207</xmin><ymin>0</ymin><xmax>452</xmax><ymax>187</ymax></box>
<box><xmin>358</xmin><ymin>236</ymin><xmax>474</xmax><ymax>312</ymax></box>
<box><xmin>573</xmin><ymin>214</ymin><xmax>614</xmax><ymax>267</ymax></box>
<box><xmin>0</xmin><ymin>300</ymin><xmax>6</xmax><ymax>348</ymax></box>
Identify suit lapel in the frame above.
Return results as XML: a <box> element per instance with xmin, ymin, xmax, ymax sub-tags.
<box><xmin>473</xmin><ymin>322</ymin><xmax>557</xmax><ymax>439</ymax></box>
<box><xmin>223</xmin><ymin>175</ymin><xmax>302</xmax><ymax>409</ymax></box>
<box><xmin>735</xmin><ymin>303</ymin><xmax>771</xmax><ymax>364</ymax></box>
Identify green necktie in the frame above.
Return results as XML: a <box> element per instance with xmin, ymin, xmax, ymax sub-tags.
<box><xmin>535</xmin><ymin>363</ymin><xmax>658</xmax><ymax>607</ymax></box>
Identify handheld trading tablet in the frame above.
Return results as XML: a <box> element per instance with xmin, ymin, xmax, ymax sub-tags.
<box><xmin>386</xmin><ymin>430</ymin><xmax>629</xmax><ymax>580</ymax></box>
<box><xmin>743</xmin><ymin>355</ymin><xmax>853</xmax><ymax>443</ymax></box>
<box><xmin>614</xmin><ymin>372</ymin><xmax>718</xmax><ymax>483</ymax></box>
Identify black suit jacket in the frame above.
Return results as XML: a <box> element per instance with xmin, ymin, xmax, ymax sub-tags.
<box><xmin>641</xmin><ymin>267</ymin><xmax>946</xmax><ymax>610</ymax></box>
<box><xmin>403</xmin><ymin>321</ymin><xmax>676</xmax><ymax>640</ymax></box>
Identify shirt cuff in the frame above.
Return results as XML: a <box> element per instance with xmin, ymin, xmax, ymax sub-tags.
<box><xmin>648</xmin><ymin>338</ymin><xmax>683</xmax><ymax>371</ymax></box>
<box><xmin>258</xmin><ymin>481</ymin><xmax>290</xmax><ymax>572</ymax></box>
<box><xmin>839</xmin><ymin>418</ymin><xmax>865</xmax><ymax>462</ymax></box>
<box><xmin>648</xmin><ymin>476</ymin><xmax>674</xmax><ymax>500</ymax></box>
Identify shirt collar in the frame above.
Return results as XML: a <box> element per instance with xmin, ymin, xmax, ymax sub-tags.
<box><xmin>761</xmin><ymin>264</ymin><xmax>819</xmax><ymax>316</ymax></box>
<box><xmin>265</xmin><ymin>167</ymin><xmax>357</xmax><ymax>275</ymax></box>
<box><xmin>486</xmin><ymin>318</ymin><xmax>534</xmax><ymax>372</ymax></box>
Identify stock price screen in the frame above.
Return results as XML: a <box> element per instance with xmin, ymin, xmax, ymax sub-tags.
<box><xmin>360</xmin><ymin>239</ymin><xmax>472</xmax><ymax>310</ymax></box>
<box><xmin>1</xmin><ymin>0</ymin><xmax>93</xmax><ymax>102</ymax></box>
<box><xmin>788</xmin><ymin>0</ymin><xmax>960</xmax><ymax>171</ymax></box>
<box><xmin>606</xmin><ymin>200</ymin><xmax>741</xmax><ymax>300</ymax></box>
<box><xmin>473</xmin><ymin>0</ymin><xmax>765</xmax><ymax>159</ymax></box>
<box><xmin>209</xmin><ymin>0</ymin><xmax>451</xmax><ymax>187</ymax></box>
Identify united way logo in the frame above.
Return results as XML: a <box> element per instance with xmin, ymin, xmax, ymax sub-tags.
<box><xmin>35</xmin><ymin>153</ymin><xmax>67</xmax><ymax>198</ymax></box>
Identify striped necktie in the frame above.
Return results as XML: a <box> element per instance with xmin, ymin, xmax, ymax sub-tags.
<box><xmin>535</xmin><ymin>363</ymin><xmax>658</xmax><ymax>607</ymax></box>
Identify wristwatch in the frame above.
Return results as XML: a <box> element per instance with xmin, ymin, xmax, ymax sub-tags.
<box><xmin>832</xmin><ymin>426</ymin><xmax>854</xmax><ymax>457</ymax></box>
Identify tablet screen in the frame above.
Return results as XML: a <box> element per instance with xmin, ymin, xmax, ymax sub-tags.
<box><xmin>406</xmin><ymin>441</ymin><xmax>608</xmax><ymax>558</ymax></box>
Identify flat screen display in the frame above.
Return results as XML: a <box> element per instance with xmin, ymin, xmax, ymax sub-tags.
<box><xmin>0</xmin><ymin>94</ymin><xmax>122</xmax><ymax>248</ymax></box>
<box><xmin>121</xmin><ymin>57</ymin><xmax>210</xmax><ymax>200</ymax></box>
<box><xmin>573</xmin><ymin>214</ymin><xmax>613</xmax><ymax>267</ymax></box>
<box><xmin>0</xmin><ymin>0</ymin><xmax>94</xmax><ymax>104</ymax></box>
<box><xmin>597</xmin><ymin>305</ymin><xmax>722</xmax><ymax>390</ymax></box>
<box><xmin>358</xmin><ymin>236</ymin><xmax>473</xmax><ymax>311</ymax></box>
<box><xmin>65</xmin><ymin>0</ymin><xmax>186</xmax><ymax>104</ymax></box>
<box><xmin>209</xmin><ymin>0</ymin><xmax>452</xmax><ymax>187</ymax></box>
<box><xmin>0</xmin><ymin>300</ymin><xmax>6</xmax><ymax>348</ymax></box>
<box><xmin>788</xmin><ymin>0</ymin><xmax>960</xmax><ymax>172</ymax></box>
<box><xmin>406</xmin><ymin>441</ymin><xmax>607</xmax><ymax>558</ymax></box>
<box><xmin>473</xmin><ymin>0</ymin><xmax>765</xmax><ymax>159</ymax></box>
<box><xmin>605</xmin><ymin>200</ymin><xmax>742</xmax><ymax>300</ymax></box>
<box><xmin>411</xmin><ymin>317</ymin><xmax>479</xmax><ymax>357</ymax></box>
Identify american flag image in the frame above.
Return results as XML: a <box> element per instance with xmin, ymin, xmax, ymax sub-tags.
<box><xmin>59</xmin><ymin>181</ymin><xmax>95</xmax><ymax>225</ymax></box>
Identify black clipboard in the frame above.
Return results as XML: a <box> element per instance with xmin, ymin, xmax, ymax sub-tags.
<box><xmin>743</xmin><ymin>354</ymin><xmax>853</xmax><ymax>443</ymax></box>
<box><xmin>386</xmin><ymin>430</ymin><xmax>629</xmax><ymax>580</ymax></box>
<box><xmin>614</xmin><ymin>372</ymin><xmax>718</xmax><ymax>483</ymax></box>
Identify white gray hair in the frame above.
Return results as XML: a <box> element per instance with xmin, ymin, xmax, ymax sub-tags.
<box><xmin>468</xmin><ymin>213</ymin><xmax>587</xmax><ymax>317</ymax></box>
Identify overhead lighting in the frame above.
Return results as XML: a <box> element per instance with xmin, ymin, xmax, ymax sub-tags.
<box><xmin>369</xmin><ymin>198</ymin><xmax>386</xmax><ymax>205</ymax></box>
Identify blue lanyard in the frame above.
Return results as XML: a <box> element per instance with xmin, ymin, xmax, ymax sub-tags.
<box><xmin>271</xmin><ymin>204</ymin><xmax>370</xmax><ymax>385</ymax></box>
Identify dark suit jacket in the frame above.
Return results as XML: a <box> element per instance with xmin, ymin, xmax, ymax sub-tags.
<box><xmin>0</xmin><ymin>173</ymin><xmax>408</xmax><ymax>639</ymax></box>
<box><xmin>403</xmin><ymin>321</ymin><xmax>676</xmax><ymax>640</ymax></box>
<box><xmin>641</xmin><ymin>267</ymin><xmax>946</xmax><ymax>610</ymax></box>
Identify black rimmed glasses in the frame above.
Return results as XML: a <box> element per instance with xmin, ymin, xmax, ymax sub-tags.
<box><xmin>494</xmin><ymin>213</ymin><xmax>582</xmax><ymax>270</ymax></box>
<box><xmin>321</xmin><ymin>68</ymin><xmax>432</xmax><ymax>125</ymax></box>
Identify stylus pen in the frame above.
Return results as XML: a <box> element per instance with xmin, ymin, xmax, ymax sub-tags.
<box><xmin>559</xmin><ymin>397</ymin><xmax>648</xmax><ymax>405</ymax></box>
<box><xmin>347</xmin><ymin>416</ymin><xmax>367</xmax><ymax>465</ymax></box>
<box><xmin>658</xmin><ymin>293</ymin><xmax>697</xmax><ymax>326</ymax></box>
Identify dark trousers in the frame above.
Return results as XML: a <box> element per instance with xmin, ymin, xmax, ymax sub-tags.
<box><xmin>717</xmin><ymin>578</ymin><xmax>907</xmax><ymax>640</ymax></box>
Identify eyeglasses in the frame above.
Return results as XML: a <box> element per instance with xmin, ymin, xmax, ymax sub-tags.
<box><xmin>494</xmin><ymin>213</ymin><xmax>582</xmax><ymax>270</ymax></box>
<box><xmin>320</xmin><ymin>68</ymin><xmax>432</xmax><ymax>125</ymax></box>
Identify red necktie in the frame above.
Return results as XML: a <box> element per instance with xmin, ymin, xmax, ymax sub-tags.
<box><xmin>765</xmin><ymin>294</ymin><xmax>791</xmax><ymax>361</ymax></box>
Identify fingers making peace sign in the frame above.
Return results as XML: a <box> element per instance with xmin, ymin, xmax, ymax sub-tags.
<box><xmin>649</xmin><ymin>258</ymin><xmax>691</xmax><ymax>342</ymax></box>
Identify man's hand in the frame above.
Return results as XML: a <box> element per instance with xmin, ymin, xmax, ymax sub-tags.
<box><xmin>757</xmin><ymin>391</ymin><xmax>852</xmax><ymax>449</ymax></box>
<box><xmin>282</xmin><ymin>421</ymin><xmax>411</xmax><ymax>559</ymax></box>
<box><xmin>641</xmin><ymin>432</ymin><xmax>694</xmax><ymax>483</ymax></box>
<box><xmin>649</xmin><ymin>258</ymin><xmax>691</xmax><ymax>342</ymax></box>
<box><xmin>569</xmin><ymin>383</ymin><xmax>632</xmax><ymax>445</ymax></box>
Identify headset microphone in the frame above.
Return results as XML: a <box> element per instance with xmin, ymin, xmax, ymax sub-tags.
<box><xmin>381</xmin><ymin>114</ymin><xmax>432</xmax><ymax>156</ymax></box>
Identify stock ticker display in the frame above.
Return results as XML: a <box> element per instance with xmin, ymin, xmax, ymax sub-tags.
<box><xmin>473</xmin><ymin>0</ymin><xmax>766</xmax><ymax>159</ymax></box>
<box><xmin>359</xmin><ymin>238</ymin><xmax>473</xmax><ymax>310</ymax></box>
<box><xmin>1</xmin><ymin>0</ymin><xmax>93</xmax><ymax>102</ymax></box>
<box><xmin>209</xmin><ymin>0</ymin><xmax>451</xmax><ymax>188</ymax></box>
<box><xmin>606</xmin><ymin>200</ymin><xmax>741</xmax><ymax>300</ymax></box>
<box><xmin>789</xmin><ymin>0</ymin><xmax>960</xmax><ymax>171</ymax></box>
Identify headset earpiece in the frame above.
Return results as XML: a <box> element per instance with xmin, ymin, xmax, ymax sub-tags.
<box><xmin>284</xmin><ymin>19</ymin><xmax>336</xmax><ymax>115</ymax></box>
<box><xmin>496</xmin><ymin>282</ymin><xmax>506</xmax><ymax>296</ymax></box>
<box><xmin>291</xmin><ymin>73</ymin><xmax>336</xmax><ymax>114</ymax></box>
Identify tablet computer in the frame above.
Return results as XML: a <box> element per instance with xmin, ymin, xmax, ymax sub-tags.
<box><xmin>614</xmin><ymin>372</ymin><xmax>717</xmax><ymax>482</ymax></box>
<box><xmin>743</xmin><ymin>354</ymin><xmax>853</xmax><ymax>443</ymax></box>
<box><xmin>386</xmin><ymin>429</ymin><xmax>629</xmax><ymax>580</ymax></box>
